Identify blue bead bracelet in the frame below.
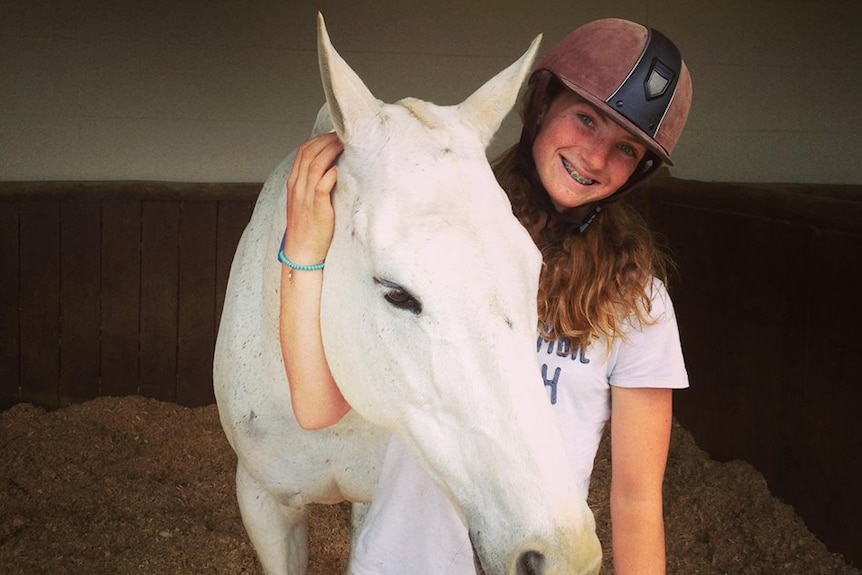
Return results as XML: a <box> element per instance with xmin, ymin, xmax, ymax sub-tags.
<box><xmin>278</xmin><ymin>231</ymin><xmax>325</xmax><ymax>271</ymax></box>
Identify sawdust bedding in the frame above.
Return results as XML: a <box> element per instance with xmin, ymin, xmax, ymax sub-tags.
<box><xmin>1</xmin><ymin>396</ymin><xmax>858</xmax><ymax>574</ymax></box>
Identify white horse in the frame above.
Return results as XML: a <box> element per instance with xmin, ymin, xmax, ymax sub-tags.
<box><xmin>214</xmin><ymin>14</ymin><xmax>600</xmax><ymax>575</ymax></box>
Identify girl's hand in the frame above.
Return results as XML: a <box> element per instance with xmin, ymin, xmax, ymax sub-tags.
<box><xmin>284</xmin><ymin>132</ymin><xmax>344</xmax><ymax>265</ymax></box>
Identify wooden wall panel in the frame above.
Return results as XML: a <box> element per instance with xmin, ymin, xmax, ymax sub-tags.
<box><xmin>177</xmin><ymin>200</ymin><xmax>218</xmax><ymax>407</ymax></box>
<box><xmin>0</xmin><ymin>200</ymin><xmax>20</xmax><ymax>410</ymax></box>
<box><xmin>1</xmin><ymin>182</ymin><xmax>260</xmax><ymax>410</ymax></box>
<box><xmin>18</xmin><ymin>200</ymin><xmax>61</xmax><ymax>407</ymax></box>
<box><xmin>139</xmin><ymin>201</ymin><xmax>180</xmax><ymax>403</ymax></box>
<box><xmin>100</xmin><ymin>199</ymin><xmax>141</xmax><ymax>398</ymax></box>
<box><xmin>59</xmin><ymin>199</ymin><xmax>102</xmax><ymax>405</ymax></box>
<box><xmin>801</xmin><ymin>230</ymin><xmax>862</xmax><ymax>561</ymax></box>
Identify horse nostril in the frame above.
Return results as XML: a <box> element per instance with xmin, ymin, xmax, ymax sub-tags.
<box><xmin>516</xmin><ymin>550</ymin><xmax>545</xmax><ymax>575</ymax></box>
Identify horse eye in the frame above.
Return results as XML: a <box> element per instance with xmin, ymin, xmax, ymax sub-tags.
<box><xmin>374</xmin><ymin>278</ymin><xmax>422</xmax><ymax>315</ymax></box>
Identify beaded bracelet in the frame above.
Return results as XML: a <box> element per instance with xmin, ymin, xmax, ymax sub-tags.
<box><xmin>278</xmin><ymin>231</ymin><xmax>325</xmax><ymax>271</ymax></box>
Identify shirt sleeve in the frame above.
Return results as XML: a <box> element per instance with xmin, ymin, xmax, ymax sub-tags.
<box><xmin>607</xmin><ymin>278</ymin><xmax>689</xmax><ymax>390</ymax></box>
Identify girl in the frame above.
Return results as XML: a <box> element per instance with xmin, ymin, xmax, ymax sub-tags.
<box><xmin>280</xmin><ymin>18</ymin><xmax>692</xmax><ymax>575</ymax></box>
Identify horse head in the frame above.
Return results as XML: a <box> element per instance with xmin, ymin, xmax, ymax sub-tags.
<box><xmin>315</xmin><ymin>14</ymin><xmax>601</xmax><ymax>575</ymax></box>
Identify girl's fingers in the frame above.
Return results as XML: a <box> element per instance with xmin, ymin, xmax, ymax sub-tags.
<box><xmin>284</xmin><ymin>133</ymin><xmax>343</xmax><ymax>261</ymax></box>
<box><xmin>289</xmin><ymin>133</ymin><xmax>343</xmax><ymax>204</ymax></box>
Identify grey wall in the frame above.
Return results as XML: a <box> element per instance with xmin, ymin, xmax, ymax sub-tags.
<box><xmin>1</xmin><ymin>0</ymin><xmax>860</xmax><ymax>184</ymax></box>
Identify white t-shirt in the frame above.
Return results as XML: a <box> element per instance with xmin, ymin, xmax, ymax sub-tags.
<box><xmin>351</xmin><ymin>279</ymin><xmax>688</xmax><ymax>575</ymax></box>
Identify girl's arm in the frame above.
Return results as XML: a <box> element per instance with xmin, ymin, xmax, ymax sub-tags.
<box><xmin>609</xmin><ymin>385</ymin><xmax>673</xmax><ymax>575</ymax></box>
<box><xmin>279</xmin><ymin>132</ymin><xmax>350</xmax><ymax>430</ymax></box>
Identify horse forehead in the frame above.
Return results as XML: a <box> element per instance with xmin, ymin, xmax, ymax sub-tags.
<box><xmin>340</xmin><ymin>96</ymin><xmax>536</xmax><ymax>267</ymax></box>
<box><xmin>387</xmin><ymin>97</ymin><xmax>481</xmax><ymax>158</ymax></box>
<box><xmin>343</xmin><ymin>105</ymin><xmax>505</xmax><ymax>226</ymax></box>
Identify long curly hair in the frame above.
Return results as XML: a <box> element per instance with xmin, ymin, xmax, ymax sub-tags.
<box><xmin>492</xmin><ymin>144</ymin><xmax>672</xmax><ymax>352</ymax></box>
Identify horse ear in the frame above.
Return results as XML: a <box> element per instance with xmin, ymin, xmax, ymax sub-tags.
<box><xmin>458</xmin><ymin>34</ymin><xmax>542</xmax><ymax>149</ymax></box>
<box><xmin>317</xmin><ymin>13</ymin><xmax>381</xmax><ymax>142</ymax></box>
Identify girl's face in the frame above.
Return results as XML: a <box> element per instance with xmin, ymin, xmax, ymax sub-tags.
<box><xmin>532</xmin><ymin>91</ymin><xmax>647</xmax><ymax>211</ymax></box>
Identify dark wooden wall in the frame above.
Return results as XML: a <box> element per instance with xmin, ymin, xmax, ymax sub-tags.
<box><xmin>0</xmin><ymin>182</ymin><xmax>259</xmax><ymax>410</ymax></box>
<box><xmin>642</xmin><ymin>176</ymin><xmax>862</xmax><ymax>569</ymax></box>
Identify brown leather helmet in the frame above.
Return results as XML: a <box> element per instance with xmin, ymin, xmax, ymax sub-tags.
<box><xmin>517</xmin><ymin>18</ymin><xmax>693</xmax><ymax>233</ymax></box>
